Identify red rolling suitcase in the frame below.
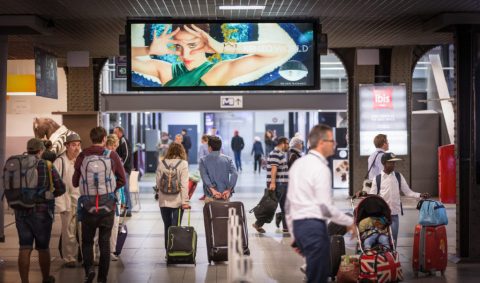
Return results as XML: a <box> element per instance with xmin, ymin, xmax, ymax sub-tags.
<box><xmin>412</xmin><ymin>224</ymin><xmax>447</xmax><ymax>277</ymax></box>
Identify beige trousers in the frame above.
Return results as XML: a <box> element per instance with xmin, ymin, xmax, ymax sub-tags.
<box><xmin>60</xmin><ymin>206</ymin><xmax>80</xmax><ymax>263</ymax></box>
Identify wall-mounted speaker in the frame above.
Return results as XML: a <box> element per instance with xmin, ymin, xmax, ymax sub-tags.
<box><xmin>119</xmin><ymin>34</ymin><xmax>126</xmax><ymax>56</ymax></box>
<box><xmin>356</xmin><ymin>49</ymin><xmax>380</xmax><ymax>65</ymax></box>
<box><xmin>67</xmin><ymin>51</ymin><xmax>90</xmax><ymax>67</ymax></box>
<box><xmin>318</xmin><ymin>33</ymin><xmax>328</xmax><ymax>55</ymax></box>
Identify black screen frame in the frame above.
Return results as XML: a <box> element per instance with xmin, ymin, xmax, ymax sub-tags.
<box><xmin>126</xmin><ymin>18</ymin><xmax>319</xmax><ymax>92</ymax></box>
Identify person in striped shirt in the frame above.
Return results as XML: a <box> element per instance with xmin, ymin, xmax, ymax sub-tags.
<box><xmin>253</xmin><ymin>136</ymin><xmax>290</xmax><ymax>233</ymax></box>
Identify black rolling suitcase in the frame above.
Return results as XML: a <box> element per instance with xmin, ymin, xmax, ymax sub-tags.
<box><xmin>166</xmin><ymin>209</ymin><xmax>197</xmax><ymax>265</ymax></box>
<box><xmin>330</xmin><ymin>235</ymin><xmax>346</xmax><ymax>281</ymax></box>
<box><xmin>203</xmin><ymin>201</ymin><xmax>249</xmax><ymax>264</ymax></box>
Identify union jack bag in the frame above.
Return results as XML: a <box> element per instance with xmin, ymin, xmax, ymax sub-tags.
<box><xmin>359</xmin><ymin>248</ymin><xmax>403</xmax><ymax>282</ymax></box>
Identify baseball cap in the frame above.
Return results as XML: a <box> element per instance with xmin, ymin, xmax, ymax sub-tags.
<box><xmin>381</xmin><ymin>152</ymin><xmax>402</xmax><ymax>164</ymax></box>
<box><xmin>64</xmin><ymin>133</ymin><xmax>82</xmax><ymax>145</ymax></box>
<box><xmin>27</xmin><ymin>138</ymin><xmax>46</xmax><ymax>152</ymax></box>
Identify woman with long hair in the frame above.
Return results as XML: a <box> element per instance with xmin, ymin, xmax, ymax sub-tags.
<box><xmin>155</xmin><ymin>142</ymin><xmax>190</xmax><ymax>250</ymax></box>
<box><xmin>132</xmin><ymin>23</ymin><xmax>297</xmax><ymax>86</ymax></box>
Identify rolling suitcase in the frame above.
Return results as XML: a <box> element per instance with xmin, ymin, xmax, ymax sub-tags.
<box><xmin>203</xmin><ymin>201</ymin><xmax>249</xmax><ymax>264</ymax></box>
<box><xmin>115</xmin><ymin>208</ymin><xmax>128</xmax><ymax>255</ymax></box>
<box><xmin>167</xmin><ymin>209</ymin><xmax>197</xmax><ymax>265</ymax></box>
<box><xmin>412</xmin><ymin>224</ymin><xmax>447</xmax><ymax>277</ymax></box>
<box><xmin>330</xmin><ymin>235</ymin><xmax>346</xmax><ymax>281</ymax></box>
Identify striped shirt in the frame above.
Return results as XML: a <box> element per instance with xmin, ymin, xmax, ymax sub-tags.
<box><xmin>267</xmin><ymin>148</ymin><xmax>289</xmax><ymax>186</ymax></box>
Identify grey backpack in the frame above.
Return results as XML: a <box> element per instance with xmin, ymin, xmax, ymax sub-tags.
<box><xmin>159</xmin><ymin>160</ymin><xmax>183</xmax><ymax>194</ymax></box>
<box><xmin>79</xmin><ymin>150</ymin><xmax>117</xmax><ymax>214</ymax></box>
<box><xmin>2</xmin><ymin>154</ymin><xmax>48</xmax><ymax>209</ymax></box>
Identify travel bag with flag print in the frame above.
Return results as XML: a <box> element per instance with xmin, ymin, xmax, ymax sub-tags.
<box><xmin>359</xmin><ymin>246</ymin><xmax>403</xmax><ymax>283</ymax></box>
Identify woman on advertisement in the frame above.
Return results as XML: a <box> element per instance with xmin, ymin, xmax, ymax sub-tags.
<box><xmin>131</xmin><ymin>23</ymin><xmax>298</xmax><ymax>86</ymax></box>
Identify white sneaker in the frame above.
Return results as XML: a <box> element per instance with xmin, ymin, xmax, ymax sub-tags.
<box><xmin>110</xmin><ymin>253</ymin><xmax>118</xmax><ymax>261</ymax></box>
<box><xmin>300</xmin><ymin>263</ymin><xmax>306</xmax><ymax>274</ymax></box>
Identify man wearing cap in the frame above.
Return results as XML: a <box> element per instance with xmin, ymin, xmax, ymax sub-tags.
<box><xmin>15</xmin><ymin>138</ymin><xmax>66</xmax><ymax>283</ymax></box>
<box><xmin>364</xmin><ymin>152</ymin><xmax>429</xmax><ymax>245</ymax></box>
<box><xmin>54</xmin><ymin>133</ymin><xmax>82</xmax><ymax>268</ymax></box>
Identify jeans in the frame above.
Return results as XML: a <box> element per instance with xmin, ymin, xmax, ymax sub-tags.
<box><xmin>82</xmin><ymin>211</ymin><xmax>114</xmax><ymax>282</ymax></box>
<box><xmin>391</xmin><ymin>215</ymin><xmax>399</xmax><ymax>247</ymax></box>
<box><xmin>160</xmin><ymin>207</ymin><xmax>184</xmax><ymax>249</ymax></box>
<box><xmin>363</xmin><ymin>233</ymin><xmax>390</xmax><ymax>250</ymax></box>
<box><xmin>124</xmin><ymin>172</ymin><xmax>132</xmax><ymax>213</ymax></box>
<box><xmin>255</xmin><ymin>183</ymin><xmax>287</xmax><ymax>228</ymax></box>
<box><xmin>233</xmin><ymin>150</ymin><xmax>242</xmax><ymax>171</ymax></box>
<box><xmin>15</xmin><ymin>209</ymin><xmax>53</xmax><ymax>250</ymax></box>
<box><xmin>293</xmin><ymin>219</ymin><xmax>329</xmax><ymax>283</ymax></box>
<box><xmin>253</xmin><ymin>154</ymin><xmax>262</xmax><ymax>172</ymax></box>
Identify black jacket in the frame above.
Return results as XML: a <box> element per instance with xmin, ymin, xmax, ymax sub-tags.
<box><xmin>288</xmin><ymin>148</ymin><xmax>303</xmax><ymax>169</ymax></box>
<box><xmin>116</xmin><ymin>136</ymin><xmax>132</xmax><ymax>174</ymax></box>
<box><xmin>182</xmin><ymin>134</ymin><xmax>192</xmax><ymax>151</ymax></box>
<box><xmin>231</xmin><ymin>136</ymin><xmax>245</xmax><ymax>152</ymax></box>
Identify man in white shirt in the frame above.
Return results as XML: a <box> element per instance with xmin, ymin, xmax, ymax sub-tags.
<box><xmin>364</xmin><ymin>152</ymin><xmax>428</xmax><ymax>245</ymax></box>
<box><xmin>286</xmin><ymin>124</ymin><xmax>355</xmax><ymax>283</ymax></box>
<box><xmin>367</xmin><ymin>134</ymin><xmax>389</xmax><ymax>180</ymax></box>
<box><xmin>54</xmin><ymin>133</ymin><xmax>82</xmax><ymax>268</ymax></box>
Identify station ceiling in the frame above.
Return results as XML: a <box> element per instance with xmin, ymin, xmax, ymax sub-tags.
<box><xmin>2</xmin><ymin>0</ymin><xmax>480</xmax><ymax>59</ymax></box>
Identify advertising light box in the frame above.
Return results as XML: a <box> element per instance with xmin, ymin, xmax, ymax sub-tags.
<box><xmin>359</xmin><ymin>84</ymin><xmax>408</xmax><ymax>156</ymax></box>
<box><xmin>127</xmin><ymin>19</ymin><xmax>318</xmax><ymax>91</ymax></box>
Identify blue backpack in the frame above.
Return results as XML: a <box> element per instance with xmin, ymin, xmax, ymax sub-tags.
<box><xmin>417</xmin><ymin>200</ymin><xmax>448</xmax><ymax>226</ymax></box>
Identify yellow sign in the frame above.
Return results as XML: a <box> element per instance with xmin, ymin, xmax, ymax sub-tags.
<box><xmin>6</xmin><ymin>74</ymin><xmax>36</xmax><ymax>94</ymax></box>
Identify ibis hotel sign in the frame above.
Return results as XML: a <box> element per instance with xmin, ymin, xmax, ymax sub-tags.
<box><xmin>359</xmin><ymin>84</ymin><xmax>408</xmax><ymax>156</ymax></box>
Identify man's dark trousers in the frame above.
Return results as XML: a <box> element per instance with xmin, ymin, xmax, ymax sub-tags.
<box><xmin>293</xmin><ymin>219</ymin><xmax>330</xmax><ymax>283</ymax></box>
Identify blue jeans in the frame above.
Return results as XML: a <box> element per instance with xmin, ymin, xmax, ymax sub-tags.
<box><xmin>15</xmin><ymin>208</ymin><xmax>53</xmax><ymax>250</ymax></box>
<box><xmin>391</xmin><ymin>215</ymin><xmax>399</xmax><ymax>247</ymax></box>
<box><xmin>124</xmin><ymin>172</ymin><xmax>132</xmax><ymax>213</ymax></box>
<box><xmin>293</xmin><ymin>219</ymin><xmax>329</xmax><ymax>283</ymax></box>
<box><xmin>233</xmin><ymin>150</ymin><xmax>242</xmax><ymax>171</ymax></box>
<box><xmin>160</xmin><ymin>207</ymin><xmax>184</xmax><ymax>249</ymax></box>
<box><xmin>363</xmin><ymin>233</ymin><xmax>390</xmax><ymax>250</ymax></box>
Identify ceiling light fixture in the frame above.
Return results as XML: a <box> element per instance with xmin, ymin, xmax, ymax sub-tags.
<box><xmin>218</xmin><ymin>5</ymin><xmax>266</xmax><ymax>10</ymax></box>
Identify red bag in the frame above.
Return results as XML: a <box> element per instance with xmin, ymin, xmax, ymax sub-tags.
<box><xmin>187</xmin><ymin>180</ymin><xmax>197</xmax><ymax>200</ymax></box>
<box><xmin>359</xmin><ymin>248</ymin><xmax>403</xmax><ymax>282</ymax></box>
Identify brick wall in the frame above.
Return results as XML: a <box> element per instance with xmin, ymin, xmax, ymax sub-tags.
<box><xmin>67</xmin><ymin>64</ymin><xmax>94</xmax><ymax>111</ymax></box>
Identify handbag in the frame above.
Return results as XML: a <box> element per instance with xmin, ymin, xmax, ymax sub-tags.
<box><xmin>249</xmin><ymin>189</ymin><xmax>278</xmax><ymax>223</ymax></box>
<box><xmin>359</xmin><ymin>247</ymin><xmax>403</xmax><ymax>282</ymax></box>
<box><xmin>417</xmin><ymin>200</ymin><xmax>448</xmax><ymax>226</ymax></box>
<box><xmin>337</xmin><ymin>255</ymin><xmax>360</xmax><ymax>283</ymax></box>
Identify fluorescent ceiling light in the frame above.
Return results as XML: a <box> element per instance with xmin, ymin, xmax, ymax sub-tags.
<box><xmin>218</xmin><ymin>5</ymin><xmax>266</xmax><ymax>10</ymax></box>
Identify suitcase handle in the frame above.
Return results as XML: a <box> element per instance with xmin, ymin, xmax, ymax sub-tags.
<box><xmin>177</xmin><ymin>208</ymin><xmax>191</xmax><ymax>226</ymax></box>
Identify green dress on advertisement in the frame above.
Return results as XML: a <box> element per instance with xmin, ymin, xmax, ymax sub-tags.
<box><xmin>164</xmin><ymin>61</ymin><xmax>215</xmax><ymax>87</ymax></box>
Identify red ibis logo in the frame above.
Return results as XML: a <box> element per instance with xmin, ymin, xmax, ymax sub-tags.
<box><xmin>373</xmin><ymin>88</ymin><xmax>393</xmax><ymax>109</ymax></box>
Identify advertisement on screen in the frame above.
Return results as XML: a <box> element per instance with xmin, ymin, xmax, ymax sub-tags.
<box><xmin>127</xmin><ymin>19</ymin><xmax>318</xmax><ymax>91</ymax></box>
<box><xmin>359</xmin><ymin>84</ymin><xmax>408</xmax><ymax>156</ymax></box>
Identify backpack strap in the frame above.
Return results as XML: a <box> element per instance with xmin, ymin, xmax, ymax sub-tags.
<box><xmin>365</xmin><ymin>151</ymin><xmax>383</xmax><ymax>179</ymax></box>
<box><xmin>55</xmin><ymin>155</ymin><xmax>65</xmax><ymax>179</ymax></box>
<box><xmin>161</xmin><ymin>159</ymin><xmax>170</xmax><ymax>169</ymax></box>
<box><xmin>376</xmin><ymin>174</ymin><xmax>382</xmax><ymax>195</ymax></box>
<box><xmin>394</xmin><ymin>171</ymin><xmax>404</xmax><ymax>216</ymax></box>
<box><xmin>46</xmin><ymin>160</ymin><xmax>54</xmax><ymax>193</ymax></box>
<box><xmin>172</xmin><ymin>160</ymin><xmax>183</xmax><ymax>170</ymax></box>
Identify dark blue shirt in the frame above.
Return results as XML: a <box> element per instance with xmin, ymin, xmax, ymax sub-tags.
<box><xmin>251</xmin><ymin>141</ymin><xmax>264</xmax><ymax>156</ymax></box>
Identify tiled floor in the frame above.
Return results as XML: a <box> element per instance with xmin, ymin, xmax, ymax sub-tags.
<box><xmin>1</xmin><ymin>167</ymin><xmax>479</xmax><ymax>283</ymax></box>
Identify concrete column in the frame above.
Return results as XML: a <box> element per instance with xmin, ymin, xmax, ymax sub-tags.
<box><xmin>0</xmin><ymin>35</ymin><xmax>7</xmax><ymax>243</ymax></box>
<box><xmin>455</xmin><ymin>25</ymin><xmax>480</xmax><ymax>261</ymax></box>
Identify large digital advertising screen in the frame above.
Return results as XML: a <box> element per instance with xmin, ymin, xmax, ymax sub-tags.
<box><xmin>359</xmin><ymin>84</ymin><xmax>408</xmax><ymax>156</ymax></box>
<box><xmin>127</xmin><ymin>19</ymin><xmax>318</xmax><ymax>91</ymax></box>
